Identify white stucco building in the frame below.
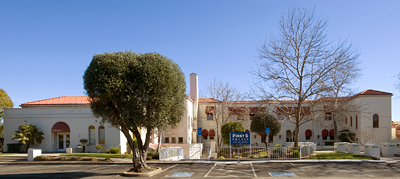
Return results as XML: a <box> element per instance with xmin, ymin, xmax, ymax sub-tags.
<box><xmin>197</xmin><ymin>89</ymin><xmax>393</xmax><ymax>147</ymax></box>
<box><xmin>2</xmin><ymin>73</ymin><xmax>394</xmax><ymax>152</ymax></box>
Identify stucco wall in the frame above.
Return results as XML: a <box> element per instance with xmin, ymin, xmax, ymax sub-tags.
<box><xmin>3</xmin><ymin>106</ymin><xmax>124</xmax><ymax>153</ymax></box>
<box><xmin>196</xmin><ymin>94</ymin><xmax>392</xmax><ymax>147</ymax></box>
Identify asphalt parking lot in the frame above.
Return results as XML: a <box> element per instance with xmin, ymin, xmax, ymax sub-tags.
<box><xmin>1</xmin><ymin>160</ymin><xmax>400</xmax><ymax>178</ymax></box>
<box><xmin>1</xmin><ymin>155</ymin><xmax>400</xmax><ymax>178</ymax></box>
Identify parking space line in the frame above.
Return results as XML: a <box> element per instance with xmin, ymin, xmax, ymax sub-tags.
<box><xmin>204</xmin><ymin>163</ymin><xmax>217</xmax><ymax>177</ymax></box>
<box><xmin>250</xmin><ymin>163</ymin><xmax>257</xmax><ymax>177</ymax></box>
<box><xmin>291</xmin><ymin>163</ymin><xmax>304</xmax><ymax>172</ymax></box>
<box><xmin>149</xmin><ymin>164</ymin><xmax>178</xmax><ymax>177</ymax></box>
<box><xmin>87</xmin><ymin>165</ymin><xmax>118</xmax><ymax>171</ymax></box>
<box><xmin>332</xmin><ymin>163</ymin><xmax>374</xmax><ymax>177</ymax></box>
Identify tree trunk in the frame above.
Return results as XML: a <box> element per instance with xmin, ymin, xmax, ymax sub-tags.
<box><xmin>82</xmin><ymin>146</ymin><xmax>85</xmax><ymax>153</ymax></box>
<box><xmin>333</xmin><ymin>114</ymin><xmax>338</xmax><ymax>142</ymax></box>
<box><xmin>294</xmin><ymin>122</ymin><xmax>300</xmax><ymax>147</ymax></box>
<box><xmin>121</xmin><ymin>127</ymin><xmax>149</xmax><ymax>173</ymax></box>
<box><xmin>25</xmin><ymin>142</ymin><xmax>30</xmax><ymax>153</ymax></box>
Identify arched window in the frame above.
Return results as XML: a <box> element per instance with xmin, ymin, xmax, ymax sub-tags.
<box><xmin>329</xmin><ymin>129</ymin><xmax>334</xmax><ymax>140</ymax></box>
<box><xmin>322</xmin><ymin>129</ymin><xmax>328</xmax><ymax>140</ymax></box>
<box><xmin>305</xmin><ymin>129</ymin><xmax>312</xmax><ymax>140</ymax></box>
<box><xmin>89</xmin><ymin>125</ymin><xmax>95</xmax><ymax>145</ymax></box>
<box><xmin>98</xmin><ymin>125</ymin><xmax>105</xmax><ymax>144</ymax></box>
<box><xmin>350</xmin><ymin>116</ymin><xmax>353</xmax><ymax>126</ymax></box>
<box><xmin>373</xmin><ymin>114</ymin><xmax>379</xmax><ymax>128</ymax></box>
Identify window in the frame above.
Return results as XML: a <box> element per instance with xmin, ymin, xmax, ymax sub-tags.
<box><xmin>205</xmin><ymin>106</ymin><xmax>214</xmax><ymax>120</ymax></box>
<box><xmin>165</xmin><ymin>137</ymin><xmax>169</xmax><ymax>143</ymax></box>
<box><xmin>89</xmin><ymin>126</ymin><xmax>95</xmax><ymax>145</ymax></box>
<box><xmin>322</xmin><ymin>129</ymin><xmax>328</xmax><ymax>140</ymax></box>
<box><xmin>325</xmin><ymin>112</ymin><xmax>332</xmax><ymax>120</ymax></box>
<box><xmin>329</xmin><ymin>129</ymin><xmax>334</xmax><ymax>140</ymax></box>
<box><xmin>250</xmin><ymin>114</ymin><xmax>255</xmax><ymax>120</ymax></box>
<box><xmin>203</xmin><ymin>136</ymin><xmax>207</xmax><ymax>140</ymax></box>
<box><xmin>172</xmin><ymin>137</ymin><xmax>176</xmax><ymax>143</ymax></box>
<box><xmin>269</xmin><ymin>135</ymin><xmax>274</xmax><ymax>143</ymax></box>
<box><xmin>373</xmin><ymin>114</ymin><xmax>379</xmax><ymax>128</ymax></box>
<box><xmin>350</xmin><ymin>116</ymin><xmax>353</xmax><ymax>126</ymax></box>
<box><xmin>261</xmin><ymin>136</ymin><xmax>266</xmax><ymax>143</ymax></box>
<box><xmin>254</xmin><ymin>135</ymin><xmax>256</xmax><ymax>139</ymax></box>
<box><xmin>209</xmin><ymin>136</ymin><xmax>214</xmax><ymax>140</ymax></box>
<box><xmin>305</xmin><ymin>129</ymin><xmax>312</xmax><ymax>140</ymax></box>
<box><xmin>207</xmin><ymin>114</ymin><xmax>213</xmax><ymax>120</ymax></box>
<box><xmin>237</xmin><ymin>115</ymin><xmax>244</xmax><ymax>120</ymax></box>
<box><xmin>99</xmin><ymin>125</ymin><xmax>105</xmax><ymax>144</ymax></box>
<box><xmin>179</xmin><ymin>137</ymin><xmax>183</xmax><ymax>144</ymax></box>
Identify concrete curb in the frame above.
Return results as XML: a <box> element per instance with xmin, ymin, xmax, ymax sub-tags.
<box><xmin>123</xmin><ymin>167</ymin><xmax>162</xmax><ymax>177</ymax></box>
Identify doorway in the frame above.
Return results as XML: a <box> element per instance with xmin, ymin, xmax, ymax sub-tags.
<box><xmin>57</xmin><ymin>133</ymin><xmax>70</xmax><ymax>151</ymax></box>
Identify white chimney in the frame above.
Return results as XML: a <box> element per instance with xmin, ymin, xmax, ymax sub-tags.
<box><xmin>190</xmin><ymin>73</ymin><xmax>198</xmax><ymax>119</ymax></box>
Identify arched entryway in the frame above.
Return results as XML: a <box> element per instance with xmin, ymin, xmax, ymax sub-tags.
<box><xmin>286</xmin><ymin>130</ymin><xmax>292</xmax><ymax>142</ymax></box>
<box><xmin>52</xmin><ymin>122</ymin><xmax>70</xmax><ymax>152</ymax></box>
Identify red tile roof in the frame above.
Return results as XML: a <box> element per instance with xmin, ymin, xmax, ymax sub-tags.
<box><xmin>358</xmin><ymin>89</ymin><xmax>393</xmax><ymax>96</ymax></box>
<box><xmin>21</xmin><ymin>96</ymin><xmax>90</xmax><ymax>106</ymax></box>
<box><xmin>199</xmin><ymin>98</ymin><xmax>220</xmax><ymax>103</ymax></box>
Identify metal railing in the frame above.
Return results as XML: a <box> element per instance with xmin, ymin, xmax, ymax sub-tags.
<box><xmin>159</xmin><ymin>144</ymin><xmax>316</xmax><ymax>161</ymax></box>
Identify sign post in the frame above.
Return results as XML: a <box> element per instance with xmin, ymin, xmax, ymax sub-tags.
<box><xmin>230</xmin><ymin>131</ymin><xmax>251</xmax><ymax>159</ymax></box>
<box><xmin>266</xmin><ymin>128</ymin><xmax>270</xmax><ymax>148</ymax></box>
<box><xmin>198</xmin><ymin>128</ymin><xmax>202</xmax><ymax>143</ymax></box>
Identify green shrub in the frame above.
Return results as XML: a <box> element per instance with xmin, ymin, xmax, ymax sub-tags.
<box><xmin>324</xmin><ymin>142</ymin><xmax>334</xmax><ymax>146</ymax></box>
<box><xmin>146</xmin><ymin>156</ymin><xmax>153</xmax><ymax>160</ymax></box>
<box><xmin>147</xmin><ymin>151</ymin><xmax>159</xmax><ymax>159</ymax></box>
<box><xmin>218</xmin><ymin>156</ymin><xmax>225</xmax><ymax>159</ymax></box>
<box><xmin>105</xmin><ymin>149</ymin><xmax>110</xmax><ymax>153</ymax></box>
<box><xmin>338</xmin><ymin>132</ymin><xmax>356</xmax><ymax>142</ymax></box>
<box><xmin>152</xmin><ymin>153</ymin><xmax>159</xmax><ymax>159</ymax></box>
<box><xmin>275</xmin><ymin>144</ymin><xmax>283</xmax><ymax>147</ymax></box>
<box><xmin>293</xmin><ymin>150</ymin><xmax>300</xmax><ymax>157</ymax></box>
<box><xmin>233</xmin><ymin>155</ymin><xmax>241</xmax><ymax>158</ymax></box>
<box><xmin>95</xmin><ymin>144</ymin><xmax>104</xmax><ymax>152</ymax></box>
<box><xmin>7</xmin><ymin>143</ymin><xmax>23</xmax><ymax>153</ymax></box>
<box><xmin>109</xmin><ymin>146</ymin><xmax>121</xmax><ymax>154</ymax></box>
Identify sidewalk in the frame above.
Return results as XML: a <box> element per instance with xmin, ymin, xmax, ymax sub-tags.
<box><xmin>1</xmin><ymin>152</ymin><xmax>400</xmax><ymax>164</ymax></box>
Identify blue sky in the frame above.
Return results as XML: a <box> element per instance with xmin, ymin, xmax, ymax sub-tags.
<box><xmin>1</xmin><ymin>1</ymin><xmax>400</xmax><ymax>121</ymax></box>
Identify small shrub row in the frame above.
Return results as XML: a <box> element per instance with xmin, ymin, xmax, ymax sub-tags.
<box><xmin>105</xmin><ymin>146</ymin><xmax>121</xmax><ymax>154</ymax></box>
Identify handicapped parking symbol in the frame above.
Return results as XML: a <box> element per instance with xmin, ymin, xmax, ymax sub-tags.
<box><xmin>166</xmin><ymin>172</ymin><xmax>194</xmax><ymax>177</ymax></box>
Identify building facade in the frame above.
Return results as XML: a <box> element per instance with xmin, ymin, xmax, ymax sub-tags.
<box><xmin>2</xmin><ymin>73</ymin><xmax>394</xmax><ymax>152</ymax></box>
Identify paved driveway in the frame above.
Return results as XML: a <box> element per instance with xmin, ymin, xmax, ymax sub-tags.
<box><xmin>1</xmin><ymin>160</ymin><xmax>400</xmax><ymax>178</ymax></box>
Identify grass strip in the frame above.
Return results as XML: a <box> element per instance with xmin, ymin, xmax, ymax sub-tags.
<box><xmin>60</xmin><ymin>153</ymin><xmax>133</xmax><ymax>158</ymax></box>
<box><xmin>0</xmin><ymin>153</ymin><xmax>18</xmax><ymax>155</ymax></box>
<box><xmin>307</xmin><ymin>152</ymin><xmax>373</xmax><ymax>160</ymax></box>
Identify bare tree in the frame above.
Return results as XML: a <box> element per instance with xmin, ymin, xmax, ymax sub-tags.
<box><xmin>348</xmin><ymin>128</ymin><xmax>381</xmax><ymax>146</ymax></box>
<box><xmin>253</xmin><ymin>7</ymin><xmax>360</xmax><ymax>147</ymax></box>
<box><xmin>204</xmin><ymin>79</ymin><xmax>245</xmax><ymax>147</ymax></box>
<box><xmin>312</xmin><ymin>59</ymin><xmax>362</xmax><ymax>142</ymax></box>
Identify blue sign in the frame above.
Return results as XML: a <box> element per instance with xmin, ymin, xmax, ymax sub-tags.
<box><xmin>230</xmin><ymin>131</ymin><xmax>250</xmax><ymax>145</ymax></box>
<box><xmin>166</xmin><ymin>172</ymin><xmax>194</xmax><ymax>177</ymax></box>
<box><xmin>266</xmin><ymin>128</ymin><xmax>270</xmax><ymax>134</ymax></box>
<box><xmin>269</xmin><ymin>172</ymin><xmax>296</xmax><ymax>177</ymax></box>
<box><xmin>198</xmin><ymin>128</ymin><xmax>202</xmax><ymax>135</ymax></box>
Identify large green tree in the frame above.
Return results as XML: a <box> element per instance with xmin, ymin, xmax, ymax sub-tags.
<box><xmin>221</xmin><ymin>121</ymin><xmax>246</xmax><ymax>146</ymax></box>
<box><xmin>0</xmin><ymin>88</ymin><xmax>14</xmax><ymax>123</ymax></box>
<box><xmin>250</xmin><ymin>112</ymin><xmax>281</xmax><ymax>147</ymax></box>
<box><xmin>83</xmin><ymin>51</ymin><xmax>186</xmax><ymax>172</ymax></box>
<box><xmin>12</xmin><ymin>124</ymin><xmax>44</xmax><ymax>152</ymax></box>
